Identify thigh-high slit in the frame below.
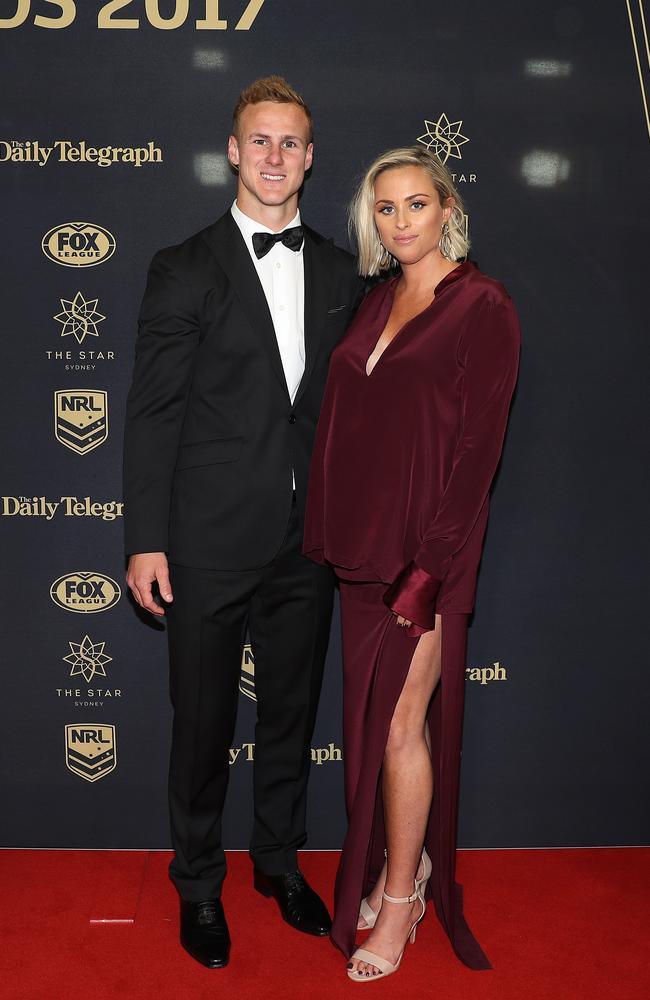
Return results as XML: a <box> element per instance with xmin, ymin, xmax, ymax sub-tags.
<box><xmin>332</xmin><ymin>579</ymin><xmax>491</xmax><ymax>970</ymax></box>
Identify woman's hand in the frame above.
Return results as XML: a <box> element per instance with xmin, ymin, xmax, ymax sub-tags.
<box><xmin>395</xmin><ymin>614</ymin><xmax>412</xmax><ymax>628</ymax></box>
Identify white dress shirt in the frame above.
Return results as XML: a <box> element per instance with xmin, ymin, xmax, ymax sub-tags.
<box><xmin>231</xmin><ymin>200</ymin><xmax>305</xmax><ymax>404</ymax></box>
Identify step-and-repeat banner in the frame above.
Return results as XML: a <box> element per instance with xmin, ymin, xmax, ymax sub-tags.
<box><xmin>1</xmin><ymin>1</ymin><xmax>648</xmax><ymax>849</ymax></box>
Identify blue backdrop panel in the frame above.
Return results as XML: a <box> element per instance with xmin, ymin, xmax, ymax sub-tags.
<box><xmin>0</xmin><ymin>0</ymin><xmax>648</xmax><ymax>848</ymax></box>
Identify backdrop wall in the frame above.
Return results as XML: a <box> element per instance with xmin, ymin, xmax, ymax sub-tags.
<box><xmin>1</xmin><ymin>0</ymin><xmax>648</xmax><ymax>850</ymax></box>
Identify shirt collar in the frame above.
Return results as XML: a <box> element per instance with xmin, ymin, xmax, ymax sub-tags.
<box><xmin>231</xmin><ymin>200</ymin><xmax>301</xmax><ymax>244</ymax></box>
<box><xmin>431</xmin><ymin>259</ymin><xmax>475</xmax><ymax>296</ymax></box>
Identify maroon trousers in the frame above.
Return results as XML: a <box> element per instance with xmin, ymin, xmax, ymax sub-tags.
<box><xmin>332</xmin><ymin>580</ymin><xmax>491</xmax><ymax>970</ymax></box>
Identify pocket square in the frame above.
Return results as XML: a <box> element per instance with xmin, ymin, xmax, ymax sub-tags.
<box><xmin>327</xmin><ymin>304</ymin><xmax>348</xmax><ymax>314</ymax></box>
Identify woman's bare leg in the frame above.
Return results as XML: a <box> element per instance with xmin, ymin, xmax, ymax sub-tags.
<box><xmin>357</xmin><ymin>719</ymin><xmax>433</xmax><ymax>929</ymax></box>
<box><xmin>349</xmin><ymin>615</ymin><xmax>442</xmax><ymax>977</ymax></box>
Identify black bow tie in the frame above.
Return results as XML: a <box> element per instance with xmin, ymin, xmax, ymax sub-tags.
<box><xmin>252</xmin><ymin>225</ymin><xmax>304</xmax><ymax>259</ymax></box>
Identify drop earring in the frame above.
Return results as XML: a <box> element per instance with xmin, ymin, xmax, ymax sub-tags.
<box><xmin>439</xmin><ymin>221</ymin><xmax>452</xmax><ymax>260</ymax></box>
<box><xmin>379</xmin><ymin>245</ymin><xmax>395</xmax><ymax>269</ymax></box>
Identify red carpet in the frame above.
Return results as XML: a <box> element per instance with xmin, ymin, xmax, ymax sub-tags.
<box><xmin>0</xmin><ymin>848</ymin><xmax>647</xmax><ymax>1000</ymax></box>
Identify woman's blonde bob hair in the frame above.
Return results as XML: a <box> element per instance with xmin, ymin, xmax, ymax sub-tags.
<box><xmin>349</xmin><ymin>146</ymin><xmax>469</xmax><ymax>276</ymax></box>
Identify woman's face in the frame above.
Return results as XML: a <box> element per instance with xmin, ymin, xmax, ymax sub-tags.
<box><xmin>373</xmin><ymin>165</ymin><xmax>452</xmax><ymax>268</ymax></box>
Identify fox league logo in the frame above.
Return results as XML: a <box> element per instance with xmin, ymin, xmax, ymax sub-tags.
<box><xmin>50</xmin><ymin>572</ymin><xmax>121</xmax><ymax>613</ymax></box>
<box><xmin>65</xmin><ymin>724</ymin><xmax>117</xmax><ymax>782</ymax></box>
<box><xmin>54</xmin><ymin>389</ymin><xmax>108</xmax><ymax>455</ymax></box>
<box><xmin>42</xmin><ymin>223</ymin><xmax>116</xmax><ymax>267</ymax></box>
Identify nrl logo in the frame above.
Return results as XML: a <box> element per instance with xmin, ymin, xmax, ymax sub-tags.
<box><xmin>239</xmin><ymin>644</ymin><xmax>256</xmax><ymax>701</ymax></box>
<box><xmin>50</xmin><ymin>571</ymin><xmax>121</xmax><ymax>614</ymax></box>
<box><xmin>54</xmin><ymin>389</ymin><xmax>108</xmax><ymax>455</ymax></box>
<box><xmin>42</xmin><ymin>222</ymin><xmax>116</xmax><ymax>268</ymax></box>
<box><xmin>65</xmin><ymin>724</ymin><xmax>117</xmax><ymax>782</ymax></box>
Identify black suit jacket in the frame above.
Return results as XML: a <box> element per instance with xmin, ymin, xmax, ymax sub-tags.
<box><xmin>123</xmin><ymin>210</ymin><xmax>363</xmax><ymax>570</ymax></box>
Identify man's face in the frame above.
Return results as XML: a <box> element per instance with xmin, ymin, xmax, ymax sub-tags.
<box><xmin>228</xmin><ymin>101</ymin><xmax>313</xmax><ymax>214</ymax></box>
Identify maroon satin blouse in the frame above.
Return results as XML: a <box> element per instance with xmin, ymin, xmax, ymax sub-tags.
<box><xmin>303</xmin><ymin>260</ymin><xmax>520</xmax><ymax>631</ymax></box>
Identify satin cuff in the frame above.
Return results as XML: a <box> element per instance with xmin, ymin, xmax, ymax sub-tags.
<box><xmin>382</xmin><ymin>561</ymin><xmax>442</xmax><ymax>631</ymax></box>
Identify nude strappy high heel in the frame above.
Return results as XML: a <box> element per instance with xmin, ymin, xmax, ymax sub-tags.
<box><xmin>416</xmin><ymin>846</ymin><xmax>432</xmax><ymax>900</ymax></box>
<box><xmin>348</xmin><ymin>880</ymin><xmax>426</xmax><ymax>983</ymax></box>
<box><xmin>358</xmin><ymin>896</ymin><xmax>379</xmax><ymax>929</ymax></box>
<box><xmin>357</xmin><ymin>849</ymin><xmax>387</xmax><ymax>930</ymax></box>
<box><xmin>358</xmin><ymin>847</ymin><xmax>431</xmax><ymax>930</ymax></box>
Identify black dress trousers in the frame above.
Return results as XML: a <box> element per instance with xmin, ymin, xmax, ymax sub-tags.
<box><xmin>165</xmin><ymin>496</ymin><xmax>334</xmax><ymax>901</ymax></box>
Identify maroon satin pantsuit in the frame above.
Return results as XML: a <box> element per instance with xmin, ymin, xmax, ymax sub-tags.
<box><xmin>303</xmin><ymin>261</ymin><xmax>520</xmax><ymax>969</ymax></box>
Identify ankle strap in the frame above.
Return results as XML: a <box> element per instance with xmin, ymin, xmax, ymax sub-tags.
<box><xmin>382</xmin><ymin>882</ymin><xmax>419</xmax><ymax>905</ymax></box>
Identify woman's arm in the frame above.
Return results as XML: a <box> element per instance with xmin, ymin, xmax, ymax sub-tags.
<box><xmin>384</xmin><ymin>294</ymin><xmax>521</xmax><ymax>629</ymax></box>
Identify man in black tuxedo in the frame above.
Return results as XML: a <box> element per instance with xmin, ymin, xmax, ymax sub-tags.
<box><xmin>123</xmin><ymin>76</ymin><xmax>362</xmax><ymax>968</ymax></box>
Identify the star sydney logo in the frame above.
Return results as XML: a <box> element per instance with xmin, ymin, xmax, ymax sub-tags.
<box><xmin>417</xmin><ymin>114</ymin><xmax>469</xmax><ymax>163</ymax></box>
<box><xmin>54</xmin><ymin>293</ymin><xmax>105</xmax><ymax>345</ymax></box>
<box><xmin>63</xmin><ymin>635</ymin><xmax>112</xmax><ymax>684</ymax></box>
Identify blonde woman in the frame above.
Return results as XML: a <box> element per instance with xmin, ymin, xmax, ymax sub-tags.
<box><xmin>303</xmin><ymin>147</ymin><xmax>520</xmax><ymax>981</ymax></box>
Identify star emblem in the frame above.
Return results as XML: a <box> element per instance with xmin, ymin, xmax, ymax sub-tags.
<box><xmin>63</xmin><ymin>635</ymin><xmax>112</xmax><ymax>683</ymax></box>
<box><xmin>416</xmin><ymin>114</ymin><xmax>470</xmax><ymax>163</ymax></box>
<box><xmin>54</xmin><ymin>292</ymin><xmax>106</xmax><ymax>345</ymax></box>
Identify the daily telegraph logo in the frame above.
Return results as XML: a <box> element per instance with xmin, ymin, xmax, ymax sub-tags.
<box><xmin>50</xmin><ymin>572</ymin><xmax>121</xmax><ymax>614</ymax></box>
<box><xmin>54</xmin><ymin>389</ymin><xmax>108</xmax><ymax>455</ymax></box>
<box><xmin>65</xmin><ymin>724</ymin><xmax>117</xmax><ymax>783</ymax></box>
<box><xmin>1</xmin><ymin>496</ymin><xmax>123</xmax><ymax>521</ymax></box>
<box><xmin>3</xmin><ymin>140</ymin><xmax>162</xmax><ymax>168</ymax></box>
<box><xmin>42</xmin><ymin>223</ymin><xmax>115</xmax><ymax>267</ymax></box>
<box><xmin>229</xmin><ymin>743</ymin><xmax>342</xmax><ymax>767</ymax></box>
<box><xmin>466</xmin><ymin>662</ymin><xmax>508</xmax><ymax>684</ymax></box>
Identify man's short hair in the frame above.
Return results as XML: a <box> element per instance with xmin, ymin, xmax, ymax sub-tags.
<box><xmin>232</xmin><ymin>75</ymin><xmax>313</xmax><ymax>143</ymax></box>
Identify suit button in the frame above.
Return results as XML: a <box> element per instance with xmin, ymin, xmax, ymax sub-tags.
<box><xmin>288</xmin><ymin>414</ymin><xmax>296</xmax><ymax>424</ymax></box>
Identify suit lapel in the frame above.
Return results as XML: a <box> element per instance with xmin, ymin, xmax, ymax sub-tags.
<box><xmin>294</xmin><ymin>227</ymin><xmax>333</xmax><ymax>408</ymax></box>
<box><xmin>201</xmin><ymin>212</ymin><xmax>289</xmax><ymax>396</ymax></box>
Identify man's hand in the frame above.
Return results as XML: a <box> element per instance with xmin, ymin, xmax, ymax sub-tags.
<box><xmin>126</xmin><ymin>552</ymin><xmax>173</xmax><ymax>617</ymax></box>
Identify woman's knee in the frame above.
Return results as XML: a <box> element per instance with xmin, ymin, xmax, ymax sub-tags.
<box><xmin>385</xmin><ymin>710</ymin><xmax>425</xmax><ymax>756</ymax></box>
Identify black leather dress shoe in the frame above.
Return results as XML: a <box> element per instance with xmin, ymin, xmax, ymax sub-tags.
<box><xmin>253</xmin><ymin>869</ymin><xmax>332</xmax><ymax>936</ymax></box>
<box><xmin>180</xmin><ymin>898</ymin><xmax>231</xmax><ymax>968</ymax></box>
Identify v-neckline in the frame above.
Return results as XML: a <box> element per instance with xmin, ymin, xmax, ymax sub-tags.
<box><xmin>364</xmin><ymin>262</ymin><xmax>469</xmax><ymax>377</ymax></box>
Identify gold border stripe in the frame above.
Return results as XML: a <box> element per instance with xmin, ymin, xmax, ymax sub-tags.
<box><xmin>638</xmin><ymin>0</ymin><xmax>650</xmax><ymax>68</ymax></box>
<box><xmin>626</xmin><ymin>0</ymin><xmax>650</xmax><ymax>138</ymax></box>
